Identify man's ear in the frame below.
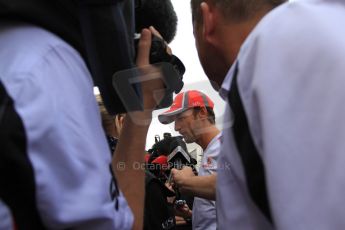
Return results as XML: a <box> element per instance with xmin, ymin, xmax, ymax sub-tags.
<box><xmin>118</xmin><ymin>114</ymin><xmax>125</xmax><ymax>124</ymax></box>
<box><xmin>200</xmin><ymin>2</ymin><xmax>216</xmax><ymax>44</ymax></box>
<box><xmin>199</xmin><ymin>107</ymin><xmax>209</xmax><ymax>120</ymax></box>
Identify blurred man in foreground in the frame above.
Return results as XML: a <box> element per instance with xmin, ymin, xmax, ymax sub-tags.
<box><xmin>190</xmin><ymin>0</ymin><xmax>345</xmax><ymax>229</ymax></box>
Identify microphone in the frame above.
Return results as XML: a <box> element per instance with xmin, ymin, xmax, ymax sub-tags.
<box><xmin>135</xmin><ymin>0</ymin><xmax>177</xmax><ymax>43</ymax></box>
<box><xmin>167</xmin><ymin>136</ymin><xmax>191</xmax><ymax>168</ymax></box>
<box><xmin>167</xmin><ymin>146</ymin><xmax>191</xmax><ymax>170</ymax></box>
<box><xmin>166</xmin><ymin>137</ymin><xmax>191</xmax><ymax>185</ymax></box>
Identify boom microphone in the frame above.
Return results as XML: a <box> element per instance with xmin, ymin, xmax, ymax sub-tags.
<box><xmin>135</xmin><ymin>0</ymin><xmax>177</xmax><ymax>43</ymax></box>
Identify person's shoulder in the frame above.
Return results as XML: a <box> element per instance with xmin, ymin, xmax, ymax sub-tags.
<box><xmin>242</xmin><ymin>2</ymin><xmax>295</xmax><ymax>49</ymax></box>
<box><xmin>0</xmin><ymin>22</ymin><xmax>81</xmax><ymax>76</ymax></box>
<box><xmin>204</xmin><ymin>133</ymin><xmax>222</xmax><ymax>159</ymax></box>
<box><xmin>249</xmin><ymin>0</ymin><xmax>345</xmax><ymax>45</ymax></box>
<box><xmin>209</xmin><ymin>133</ymin><xmax>222</xmax><ymax>148</ymax></box>
<box><xmin>238</xmin><ymin>0</ymin><xmax>345</xmax><ymax>65</ymax></box>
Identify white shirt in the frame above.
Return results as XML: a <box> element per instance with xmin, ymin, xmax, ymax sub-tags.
<box><xmin>217</xmin><ymin>0</ymin><xmax>345</xmax><ymax>229</ymax></box>
<box><xmin>192</xmin><ymin>133</ymin><xmax>221</xmax><ymax>230</ymax></box>
<box><xmin>0</xmin><ymin>22</ymin><xmax>133</xmax><ymax>229</ymax></box>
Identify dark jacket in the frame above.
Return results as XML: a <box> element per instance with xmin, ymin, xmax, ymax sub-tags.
<box><xmin>144</xmin><ymin>171</ymin><xmax>176</xmax><ymax>230</ymax></box>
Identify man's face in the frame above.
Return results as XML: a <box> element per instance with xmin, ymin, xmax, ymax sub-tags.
<box><xmin>193</xmin><ymin>21</ymin><xmax>210</xmax><ymax>78</ymax></box>
<box><xmin>193</xmin><ymin>19</ymin><xmax>226</xmax><ymax>90</ymax></box>
<box><xmin>174</xmin><ymin>109</ymin><xmax>200</xmax><ymax>143</ymax></box>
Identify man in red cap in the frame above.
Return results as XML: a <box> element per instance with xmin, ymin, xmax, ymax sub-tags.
<box><xmin>158</xmin><ymin>90</ymin><xmax>221</xmax><ymax>230</ymax></box>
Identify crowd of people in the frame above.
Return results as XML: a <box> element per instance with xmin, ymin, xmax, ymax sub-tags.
<box><xmin>1</xmin><ymin>0</ymin><xmax>345</xmax><ymax>229</ymax></box>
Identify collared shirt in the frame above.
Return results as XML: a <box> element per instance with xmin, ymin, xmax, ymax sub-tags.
<box><xmin>192</xmin><ymin>133</ymin><xmax>221</xmax><ymax>230</ymax></box>
<box><xmin>0</xmin><ymin>22</ymin><xmax>133</xmax><ymax>229</ymax></box>
<box><xmin>217</xmin><ymin>0</ymin><xmax>345</xmax><ymax>229</ymax></box>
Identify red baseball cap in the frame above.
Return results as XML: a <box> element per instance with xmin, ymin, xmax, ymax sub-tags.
<box><xmin>158</xmin><ymin>90</ymin><xmax>214</xmax><ymax>124</ymax></box>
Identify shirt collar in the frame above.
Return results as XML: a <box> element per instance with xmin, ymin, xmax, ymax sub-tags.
<box><xmin>219</xmin><ymin>62</ymin><xmax>237</xmax><ymax>100</ymax></box>
<box><xmin>204</xmin><ymin>132</ymin><xmax>222</xmax><ymax>151</ymax></box>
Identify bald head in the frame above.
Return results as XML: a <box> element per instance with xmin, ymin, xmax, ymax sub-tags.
<box><xmin>191</xmin><ymin>0</ymin><xmax>286</xmax><ymax>25</ymax></box>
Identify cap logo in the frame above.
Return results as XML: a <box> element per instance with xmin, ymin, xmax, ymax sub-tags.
<box><xmin>192</xmin><ymin>102</ymin><xmax>202</xmax><ymax>106</ymax></box>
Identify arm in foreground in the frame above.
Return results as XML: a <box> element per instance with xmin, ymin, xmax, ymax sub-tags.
<box><xmin>112</xmin><ymin>28</ymin><xmax>166</xmax><ymax>230</ymax></box>
<box><xmin>172</xmin><ymin>167</ymin><xmax>216</xmax><ymax>200</ymax></box>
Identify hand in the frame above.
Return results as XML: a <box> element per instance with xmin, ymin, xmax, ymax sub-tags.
<box><xmin>149</xmin><ymin>26</ymin><xmax>172</xmax><ymax>55</ymax></box>
<box><xmin>175</xmin><ymin>216</ymin><xmax>187</xmax><ymax>226</ymax></box>
<box><xmin>171</xmin><ymin>166</ymin><xmax>195</xmax><ymax>194</ymax></box>
<box><xmin>135</xmin><ymin>28</ymin><xmax>166</xmax><ymax>112</ymax></box>
<box><xmin>171</xmin><ymin>166</ymin><xmax>196</xmax><ymax>193</ymax></box>
<box><xmin>165</xmin><ymin>182</ymin><xmax>175</xmax><ymax>193</ymax></box>
<box><xmin>165</xmin><ymin>182</ymin><xmax>175</xmax><ymax>204</ymax></box>
<box><xmin>175</xmin><ymin>203</ymin><xmax>192</xmax><ymax>219</ymax></box>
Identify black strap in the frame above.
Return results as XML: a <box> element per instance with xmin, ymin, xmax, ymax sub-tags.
<box><xmin>109</xmin><ymin>164</ymin><xmax>119</xmax><ymax>210</ymax></box>
<box><xmin>0</xmin><ymin>81</ymin><xmax>46</xmax><ymax>229</ymax></box>
<box><xmin>228</xmin><ymin>62</ymin><xmax>273</xmax><ymax>223</ymax></box>
<box><xmin>0</xmin><ymin>82</ymin><xmax>9</xmax><ymax>126</ymax></box>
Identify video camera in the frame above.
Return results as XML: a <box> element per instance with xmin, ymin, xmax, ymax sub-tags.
<box><xmin>79</xmin><ymin>0</ymin><xmax>185</xmax><ymax>113</ymax></box>
<box><xmin>0</xmin><ymin>0</ymin><xmax>184</xmax><ymax>114</ymax></box>
<box><xmin>134</xmin><ymin>33</ymin><xmax>185</xmax><ymax>77</ymax></box>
